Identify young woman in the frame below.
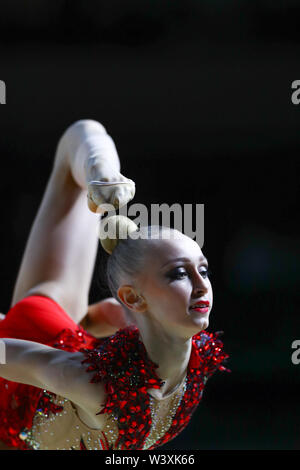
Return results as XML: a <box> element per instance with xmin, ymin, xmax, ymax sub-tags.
<box><xmin>0</xmin><ymin>120</ymin><xmax>228</xmax><ymax>451</ymax></box>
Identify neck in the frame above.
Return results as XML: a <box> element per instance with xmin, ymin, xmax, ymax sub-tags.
<box><xmin>135</xmin><ymin>317</ymin><xmax>193</xmax><ymax>397</ymax></box>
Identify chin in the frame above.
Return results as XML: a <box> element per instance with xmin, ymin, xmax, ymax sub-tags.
<box><xmin>193</xmin><ymin>317</ymin><xmax>209</xmax><ymax>332</ymax></box>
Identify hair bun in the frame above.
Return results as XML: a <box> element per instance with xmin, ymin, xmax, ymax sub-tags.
<box><xmin>99</xmin><ymin>215</ymin><xmax>138</xmax><ymax>254</ymax></box>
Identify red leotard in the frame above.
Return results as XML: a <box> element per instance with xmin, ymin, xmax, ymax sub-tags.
<box><xmin>0</xmin><ymin>295</ymin><xmax>229</xmax><ymax>450</ymax></box>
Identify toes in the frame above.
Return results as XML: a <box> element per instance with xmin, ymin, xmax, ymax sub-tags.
<box><xmin>112</xmin><ymin>196</ymin><xmax>120</xmax><ymax>209</ymax></box>
<box><xmin>87</xmin><ymin>194</ymin><xmax>99</xmax><ymax>213</ymax></box>
<box><xmin>111</xmin><ymin>183</ymin><xmax>135</xmax><ymax>208</ymax></box>
<box><xmin>87</xmin><ymin>179</ymin><xmax>136</xmax><ymax>213</ymax></box>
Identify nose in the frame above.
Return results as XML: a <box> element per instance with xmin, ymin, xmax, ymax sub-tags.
<box><xmin>192</xmin><ymin>271</ymin><xmax>209</xmax><ymax>297</ymax></box>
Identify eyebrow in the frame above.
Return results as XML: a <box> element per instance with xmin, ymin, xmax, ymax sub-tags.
<box><xmin>160</xmin><ymin>256</ymin><xmax>208</xmax><ymax>269</ymax></box>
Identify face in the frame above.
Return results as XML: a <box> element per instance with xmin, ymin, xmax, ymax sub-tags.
<box><xmin>132</xmin><ymin>231</ymin><xmax>213</xmax><ymax>339</ymax></box>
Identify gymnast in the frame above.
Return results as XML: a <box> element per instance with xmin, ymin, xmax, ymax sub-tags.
<box><xmin>0</xmin><ymin>120</ymin><xmax>228</xmax><ymax>450</ymax></box>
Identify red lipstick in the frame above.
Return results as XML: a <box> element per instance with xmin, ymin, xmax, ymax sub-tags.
<box><xmin>189</xmin><ymin>300</ymin><xmax>210</xmax><ymax>314</ymax></box>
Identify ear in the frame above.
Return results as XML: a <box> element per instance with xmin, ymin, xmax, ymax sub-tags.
<box><xmin>117</xmin><ymin>285</ymin><xmax>147</xmax><ymax>313</ymax></box>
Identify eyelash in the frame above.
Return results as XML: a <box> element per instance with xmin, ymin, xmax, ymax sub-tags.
<box><xmin>168</xmin><ymin>267</ymin><xmax>211</xmax><ymax>281</ymax></box>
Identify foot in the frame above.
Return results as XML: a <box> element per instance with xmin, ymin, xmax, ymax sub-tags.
<box><xmin>86</xmin><ymin>162</ymin><xmax>136</xmax><ymax>213</ymax></box>
<box><xmin>57</xmin><ymin>120</ymin><xmax>136</xmax><ymax>213</ymax></box>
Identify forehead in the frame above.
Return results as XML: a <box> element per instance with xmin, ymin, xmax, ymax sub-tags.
<box><xmin>145</xmin><ymin>232</ymin><xmax>203</xmax><ymax>266</ymax></box>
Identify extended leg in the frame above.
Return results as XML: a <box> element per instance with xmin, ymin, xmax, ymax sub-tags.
<box><xmin>10</xmin><ymin>120</ymin><xmax>135</xmax><ymax>324</ymax></box>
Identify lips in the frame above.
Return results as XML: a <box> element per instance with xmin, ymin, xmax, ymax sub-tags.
<box><xmin>190</xmin><ymin>300</ymin><xmax>210</xmax><ymax>308</ymax></box>
<box><xmin>189</xmin><ymin>300</ymin><xmax>210</xmax><ymax>314</ymax></box>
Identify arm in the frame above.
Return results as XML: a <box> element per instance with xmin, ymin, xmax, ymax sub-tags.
<box><xmin>80</xmin><ymin>297</ymin><xmax>129</xmax><ymax>337</ymax></box>
<box><xmin>0</xmin><ymin>338</ymin><xmax>106</xmax><ymax>412</ymax></box>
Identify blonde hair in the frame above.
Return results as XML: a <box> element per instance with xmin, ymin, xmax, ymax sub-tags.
<box><xmin>99</xmin><ymin>215</ymin><xmax>139</xmax><ymax>255</ymax></box>
<box><xmin>99</xmin><ymin>215</ymin><xmax>173</xmax><ymax>325</ymax></box>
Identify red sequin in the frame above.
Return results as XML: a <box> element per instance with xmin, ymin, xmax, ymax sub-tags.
<box><xmin>0</xmin><ymin>325</ymin><xmax>229</xmax><ymax>450</ymax></box>
<box><xmin>0</xmin><ymin>327</ymin><xmax>98</xmax><ymax>449</ymax></box>
<box><xmin>81</xmin><ymin>326</ymin><xmax>229</xmax><ymax>450</ymax></box>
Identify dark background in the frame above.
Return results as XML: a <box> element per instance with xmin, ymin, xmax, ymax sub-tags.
<box><xmin>0</xmin><ymin>1</ymin><xmax>299</xmax><ymax>450</ymax></box>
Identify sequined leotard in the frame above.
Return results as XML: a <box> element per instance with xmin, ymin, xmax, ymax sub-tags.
<box><xmin>0</xmin><ymin>295</ymin><xmax>229</xmax><ymax>450</ymax></box>
<box><xmin>23</xmin><ymin>372</ymin><xmax>187</xmax><ymax>450</ymax></box>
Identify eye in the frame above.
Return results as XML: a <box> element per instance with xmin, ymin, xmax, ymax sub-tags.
<box><xmin>199</xmin><ymin>267</ymin><xmax>211</xmax><ymax>279</ymax></box>
<box><xmin>167</xmin><ymin>268</ymin><xmax>188</xmax><ymax>281</ymax></box>
<box><xmin>167</xmin><ymin>266</ymin><xmax>212</xmax><ymax>281</ymax></box>
<box><xmin>199</xmin><ymin>268</ymin><xmax>211</xmax><ymax>279</ymax></box>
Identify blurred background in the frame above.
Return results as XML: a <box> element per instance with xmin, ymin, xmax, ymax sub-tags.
<box><xmin>0</xmin><ymin>0</ymin><xmax>299</xmax><ymax>450</ymax></box>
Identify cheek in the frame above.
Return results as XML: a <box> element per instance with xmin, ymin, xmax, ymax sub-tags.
<box><xmin>145</xmin><ymin>281</ymin><xmax>189</xmax><ymax>312</ymax></box>
<box><xmin>205</xmin><ymin>279</ymin><xmax>213</xmax><ymax>301</ymax></box>
<box><xmin>161</xmin><ymin>284</ymin><xmax>192</xmax><ymax>315</ymax></box>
